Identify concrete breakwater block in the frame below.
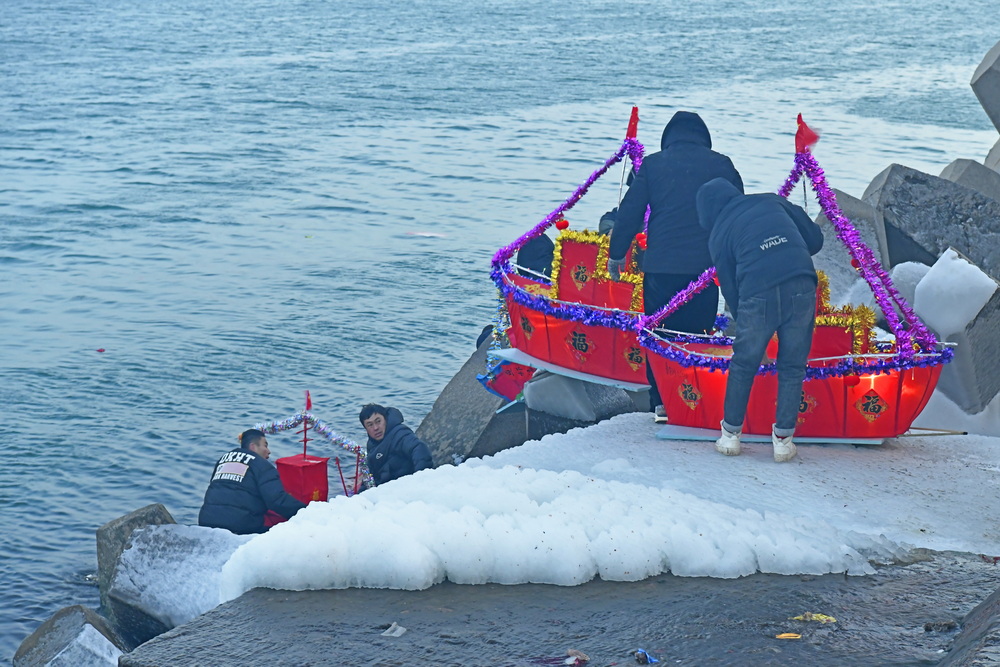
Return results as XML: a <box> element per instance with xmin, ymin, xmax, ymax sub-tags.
<box><xmin>986</xmin><ymin>139</ymin><xmax>1000</xmax><ymax>173</ymax></box>
<box><xmin>417</xmin><ymin>338</ymin><xmax>639</xmax><ymax>465</ymax></box>
<box><xmin>416</xmin><ymin>340</ymin><xmax>528</xmax><ymax>465</ymax></box>
<box><xmin>863</xmin><ymin>164</ymin><xmax>1000</xmax><ymax>280</ymax></box>
<box><xmin>936</xmin><ymin>582</ymin><xmax>1000</xmax><ymax>666</ymax></box>
<box><xmin>521</xmin><ymin>371</ymin><xmax>634</xmax><ymax>423</ymax></box>
<box><xmin>105</xmin><ymin>523</ymin><xmax>251</xmax><ymax>650</ymax></box>
<box><xmin>13</xmin><ymin>605</ymin><xmax>125</xmax><ymax>667</ymax></box>
<box><xmin>96</xmin><ymin>503</ymin><xmax>176</xmax><ymax>648</ymax></box>
<box><xmin>811</xmin><ymin>188</ymin><xmax>882</xmax><ymax>302</ymax></box>
<box><xmin>939</xmin><ymin>158</ymin><xmax>1000</xmax><ymax>203</ymax></box>
<box><xmin>972</xmin><ymin>39</ymin><xmax>1000</xmax><ymax>133</ymax></box>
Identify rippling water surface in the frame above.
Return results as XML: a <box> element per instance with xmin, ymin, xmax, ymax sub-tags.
<box><xmin>1</xmin><ymin>0</ymin><xmax>998</xmax><ymax>660</ymax></box>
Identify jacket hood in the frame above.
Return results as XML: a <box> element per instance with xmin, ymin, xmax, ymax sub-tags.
<box><xmin>661</xmin><ymin>111</ymin><xmax>712</xmax><ymax>150</ymax></box>
<box><xmin>384</xmin><ymin>407</ymin><xmax>404</xmax><ymax>432</ymax></box>
<box><xmin>697</xmin><ymin>178</ymin><xmax>742</xmax><ymax>232</ymax></box>
<box><xmin>516</xmin><ymin>234</ymin><xmax>555</xmax><ymax>276</ymax></box>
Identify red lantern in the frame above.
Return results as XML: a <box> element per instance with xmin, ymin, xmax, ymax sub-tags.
<box><xmin>555</xmin><ymin>218</ymin><xmax>569</xmax><ymax>230</ymax></box>
<box><xmin>845</xmin><ymin>375</ymin><xmax>861</xmax><ymax>387</ymax></box>
<box><xmin>851</xmin><ymin>258</ymin><xmax>860</xmax><ymax>269</ymax></box>
<box><xmin>635</xmin><ymin>232</ymin><xmax>647</xmax><ymax>250</ymax></box>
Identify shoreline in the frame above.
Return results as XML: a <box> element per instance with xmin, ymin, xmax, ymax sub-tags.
<box><xmin>121</xmin><ymin>549</ymin><xmax>1000</xmax><ymax>666</ymax></box>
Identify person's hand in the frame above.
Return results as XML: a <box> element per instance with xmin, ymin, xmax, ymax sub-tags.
<box><xmin>607</xmin><ymin>257</ymin><xmax>626</xmax><ymax>281</ymax></box>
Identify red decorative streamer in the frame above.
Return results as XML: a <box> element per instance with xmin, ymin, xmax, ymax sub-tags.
<box><xmin>626</xmin><ymin>106</ymin><xmax>639</xmax><ymax>139</ymax></box>
<box><xmin>795</xmin><ymin>113</ymin><xmax>820</xmax><ymax>154</ymax></box>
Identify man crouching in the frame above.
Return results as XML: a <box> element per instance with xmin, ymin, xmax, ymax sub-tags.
<box><xmin>360</xmin><ymin>403</ymin><xmax>433</xmax><ymax>485</ymax></box>
<box><xmin>198</xmin><ymin>429</ymin><xmax>306</xmax><ymax>534</ymax></box>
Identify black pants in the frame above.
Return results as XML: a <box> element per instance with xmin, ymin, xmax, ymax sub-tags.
<box><xmin>643</xmin><ymin>272</ymin><xmax>720</xmax><ymax>409</ymax></box>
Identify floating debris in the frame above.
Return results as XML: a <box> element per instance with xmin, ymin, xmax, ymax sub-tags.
<box><xmin>380</xmin><ymin>622</ymin><xmax>407</xmax><ymax>637</ymax></box>
<box><xmin>791</xmin><ymin>612</ymin><xmax>837</xmax><ymax>624</ymax></box>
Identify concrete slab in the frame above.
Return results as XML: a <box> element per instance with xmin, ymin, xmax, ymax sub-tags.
<box><xmin>116</xmin><ymin>554</ymin><xmax>1000</xmax><ymax>666</ymax></box>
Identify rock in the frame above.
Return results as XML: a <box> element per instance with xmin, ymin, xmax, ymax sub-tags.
<box><xmin>97</xmin><ymin>504</ymin><xmax>176</xmax><ymax>611</ymax></box>
<box><xmin>862</xmin><ymin>163</ymin><xmax>1000</xmax><ymax>280</ymax></box>
<box><xmin>939</xmin><ymin>158</ymin><xmax>1000</xmax><ymax>203</ymax></box>
<box><xmin>986</xmin><ymin>139</ymin><xmax>1000</xmax><ymax>173</ymax></box>
<box><xmin>914</xmin><ymin>248</ymin><xmax>1000</xmax><ymax>414</ymax></box>
<box><xmin>96</xmin><ymin>504</ymin><xmax>176</xmax><ymax>648</ymax></box>
<box><xmin>971</xmin><ymin>39</ymin><xmax>1000</xmax><ymax>133</ymax></box>
<box><xmin>416</xmin><ymin>338</ymin><xmax>639</xmax><ymax>464</ymax></box>
<box><xmin>106</xmin><ymin>523</ymin><xmax>251</xmax><ymax>649</ymax></box>
<box><xmin>13</xmin><ymin>605</ymin><xmax>125</xmax><ymax>667</ymax></box>
<box><xmin>416</xmin><ymin>340</ymin><xmax>530</xmax><ymax>465</ymax></box>
<box><xmin>522</xmin><ymin>370</ymin><xmax>634</xmax><ymax>422</ymax></box>
<box><xmin>936</xmin><ymin>582</ymin><xmax>1000</xmax><ymax>665</ymax></box>
<box><xmin>812</xmin><ymin>188</ymin><xmax>882</xmax><ymax>302</ymax></box>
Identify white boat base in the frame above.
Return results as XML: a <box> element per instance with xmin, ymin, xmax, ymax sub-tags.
<box><xmin>492</xmin><ymin>347</ymin><xmax>651</xmax><ymax>392</ymax></box>
<box><xmin>656</xmin><ymin>423</ymin><xmax>886</xmax><ymax>446</ymax></box>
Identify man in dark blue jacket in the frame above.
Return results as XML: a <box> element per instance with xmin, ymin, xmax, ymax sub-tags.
<box><xmin>360</xmin><ymin>404</ymin><xmax>433</xmax><ymax>485</ymax></box>
<box><xmin>696</xmin><ymin>177</ymin><xmax>824</xmax><ymax>462</ymax></box>
<box><xmin>198</xmin><ymin>429</ymin><xmax>307</xmax><ymax>534</ymax></box>
<box><xmin>607</xmin><ymin>111</ymin><xmax>744</xmax><ymax>421</ymax></box>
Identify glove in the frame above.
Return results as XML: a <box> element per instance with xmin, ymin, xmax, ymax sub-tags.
<box><xmin>607</xmin><ymin>257</ymin><xmax>626</xmax><ymax>281</ymax></box>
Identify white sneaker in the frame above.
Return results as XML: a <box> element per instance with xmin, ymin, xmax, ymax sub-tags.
<box><xmin>715</xmin><ymin>424</ymin><xmax>741</xmax><ymax>456</ymax></box>
<box><xmin>772</xmin><ymin>429</ymin><xmax>797</xmax><ymax>462</ymax></box>
<box><xmin>654</xmin><ymin>405</ymin><xmax>668</xmax><ymax>424</ymax></box>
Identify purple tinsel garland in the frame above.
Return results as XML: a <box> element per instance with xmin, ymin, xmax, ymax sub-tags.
<box><xmin>492</xmin><ymin>137</ymin><xmax>645</xmax><ymax>270</ymax></box>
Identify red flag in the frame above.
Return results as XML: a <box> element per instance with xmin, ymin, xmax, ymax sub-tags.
<box><xmin>626</xmin><ymin>106</ymin><xmax>639</xmax><ymax>139</ymax></box>
<box><xmin>305</xmin><ymin>390</ymin><xmax>312</xmax><ymax>411</ymax></box>
<box><xmin>795</xmin><ymin>114</ymin><xmax>820</xmax><ymax>153</ymax></box>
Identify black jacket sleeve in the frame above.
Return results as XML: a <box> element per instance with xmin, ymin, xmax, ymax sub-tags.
<box><xmin>402</xmin><ymin>432</ymin><xmax>434</xmax><ymax>472</ymax></box>
<box><xmin>779</xmin><ymin>198</ymin><xmax>824</xmax><ymax>255</ymax></box>
<box><xmin>255</xmin><ymin>460</ymin><xmax>307</xmax><ymax>519</ymax></box>
<box><xmin>608</xmin><ymin>166</ymin><xmax>650</xmax><ymax>261</ymax></box>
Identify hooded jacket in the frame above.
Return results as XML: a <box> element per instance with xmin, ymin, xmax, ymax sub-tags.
<box><xmin>609</xmin><ymin>111</ymin><xmax>744</xmax><ymax>274</ymax></box>
<box><xmin>198</xmin><ymin>446</ymin><xmax>307</xmax><ymax>535</ymax></box>
<box><xmin>366</xmin><ymin>407</ymin><xmax>434</xmax><ymax>485</ymax></box>
<box><xmin>696</xmin><ymin>178</ymin><xmax>824</xmax><ymax>319</ymax></box>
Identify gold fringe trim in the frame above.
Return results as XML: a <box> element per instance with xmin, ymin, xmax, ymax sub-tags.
<box><xmin>813</xmin><ymin>271</ymin><xmax>876</xmax><ymax>353</ymax></box>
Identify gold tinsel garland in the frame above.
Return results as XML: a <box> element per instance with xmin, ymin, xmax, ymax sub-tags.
<box><xmin>551</xmin><ymin>228</ymin><xmax>643</xmax><ymax>310</ymax></box>
<box><xmin>814</xmin><ymin>270</ymin><xmax>877</xmax><ymax>354</ymax></box>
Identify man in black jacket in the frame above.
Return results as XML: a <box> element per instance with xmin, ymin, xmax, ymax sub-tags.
<box><xmin>360</xmin><ymin>404</ymin><xmax>434</xmax><ymax>486</ymax></box>
<box><xmin>198</xmin><ymin>429</ymin><xmax>307</xmax><ymax>534</ymax></box>
<box><xmin>607</xmin><ymin>111</ymin><xmax>744</xmax><ymax>421</ymax></box>
<box><xmin>696</xmin><ymin>177</ymin><xmax>824</xmax><ymax>463</ymax></box>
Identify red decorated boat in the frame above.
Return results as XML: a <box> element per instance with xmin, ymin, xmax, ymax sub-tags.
<box><xmin>486</xmin><ymin>109</ymin><xmax>952</xmax><ymax>441</ymax></box>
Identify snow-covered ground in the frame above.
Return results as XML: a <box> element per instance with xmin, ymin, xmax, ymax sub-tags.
<box><xmin>116</xmin><ymin>243</ymin><xmax>1000</xmax><ymax>629</ymax></box>
<box><xmin>120</xmin><ymin>397</ymin><xmax>1000</xmax><ymax>629</ymax></box>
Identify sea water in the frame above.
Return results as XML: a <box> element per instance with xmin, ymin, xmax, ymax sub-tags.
<box><xmin>1</xmin><ymin>0</ymin><xmax>998</xmax><ymax>660</ymax></box>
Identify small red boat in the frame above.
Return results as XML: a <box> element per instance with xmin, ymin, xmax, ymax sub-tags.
<box><xmin>487</xmin><ymin>110</ymin><xmax>952</xmax><ymax>440</ymax></box>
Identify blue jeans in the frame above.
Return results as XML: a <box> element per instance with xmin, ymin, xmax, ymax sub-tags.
<box><xmin>722</xmin><ymin>275</ymin><xmax>816</xmax><ymax>437</ymax></box>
